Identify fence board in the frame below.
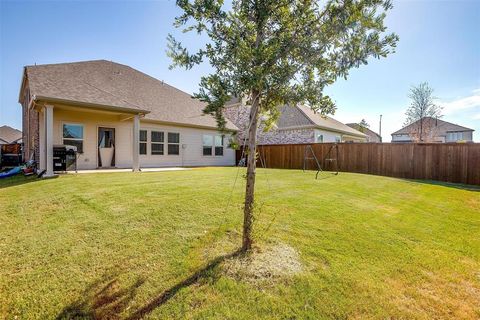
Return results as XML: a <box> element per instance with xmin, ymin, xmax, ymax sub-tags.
<box><xmin>236</xmin><ymin>143</ymin><xmax>480</xmax><ymax>185</ymax></box>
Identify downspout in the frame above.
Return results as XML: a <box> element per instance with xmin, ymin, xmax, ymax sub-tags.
<box><xmin>26</xmin><ymin>95</ymin><xmax>37</xmax><ymax>161</ymax></box>
<box><xmin>28</xmin><ymin>94</ymin><xmax>37</xmax><ymax>110</ymax></box>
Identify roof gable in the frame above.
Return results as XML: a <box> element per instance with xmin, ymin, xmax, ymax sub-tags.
<box><xmin>392</xmin><ymin>117</ymin><xmax>474</xmax><ymax>135</ymax></box>
<box><xmin>276</xmin><ymin>105</ymin><xmax>315</xmax><ymax>128</ymax></box>
<box><xmin>0</xmin><ymin>125</ymin><xmax>22</xmax><ymax>143</ymax></box>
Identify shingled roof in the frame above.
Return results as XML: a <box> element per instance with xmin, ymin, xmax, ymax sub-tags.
<box><xmin>346</xmin><ymin>123</ymin><xmax>382</xmax><ymax>142</ymax></box>
<box><xmin>392</xmin><ymin>117</ymin><xmax>474</xmax><ymax>135</ymax></box>
<box><xmin>22</xmin><ymin>60</ymin><xmax>237</xmax><ymax>130</ymax></box>
<box><xmin>295</xmin><ymin>105</ymin><xmax>367</xmax><ymax>137</ymax></box>
<box><xmin>0</xmin><ymin>125</ymin><xmax>22</xmax><ymax>144</ymax></box>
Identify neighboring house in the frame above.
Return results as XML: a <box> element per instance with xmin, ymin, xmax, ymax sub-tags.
<box><xmin>19</xmin><ymin>60</ymin><xmax>237</xmax><ymax>176</ymax></box>
<box><xmin>0</xmin><ymin>125</ymin><xmax>22</xmax><ymax>144</ymax></box>
<box><xmin>391</xmin><ymin>117</ymin><xmax>474</xmax><ymax>143</ymax></box>
<box><xmin>346</xmin><ymin>123</ymin><xmax>382</xmax><ymax>142</ymax></box>
<box><xmin>224</xmin><ymin>100</ymin><xmax>367</xmax><ymax>144</ymax></box>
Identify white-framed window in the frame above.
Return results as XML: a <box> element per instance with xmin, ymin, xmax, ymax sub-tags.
<box><xmin>151</xmin><ymin>131</ymin><xmax>164</xmax><ymax>155</ymax></box>
<box><xmin>63</xmin><ymin>123</ymin><xmax>84</xmax><ymax>153</ymax></box>
<box><xmin>335</xmin><ymin>136</ymin><xmax>341</xmax><ymax>143</ymax></box>
<box><xmin>316</xmin><ymin>134</ymin><xmax>324</xmax><ymax>143</ymax></box>
<box><xmin>215</xmin><ymin>135</ymin><xmax>224</xmax><ymax>156</ymax></box>
<box><xmin>203</xmin><ymin>135</ymin><xmax>213</xmax><ymax>156</ymax></box>
<box><xmin>168</xmin><ymin>132</ymin><xmax>180</xmax><ymax>155</ymax></box>
<box><xmin>203</xmin><ymin>134</ymin><xmax>225</xmax><ymax>156</ymax></box>
<box><xmin>139</xmin><ymin>130</ymin><xmax>147</xmax><ymax>155</ymax></box>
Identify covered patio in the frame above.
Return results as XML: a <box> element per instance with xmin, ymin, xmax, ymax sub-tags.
<box><xmin>31</xmin><ymin>96</ymin><xmax>149</xmax><ymax>176</ymax></box>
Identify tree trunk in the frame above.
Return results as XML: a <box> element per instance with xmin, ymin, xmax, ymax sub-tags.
<box><xmin>242</xmin><ymin>90</ymin><xmax>260</xmax><ymax>252</ymax></box>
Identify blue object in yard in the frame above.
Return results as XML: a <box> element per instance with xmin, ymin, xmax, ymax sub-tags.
<box><xmin>0</xmin><ymin>166</ymin><xmax>22</xmax><ymax>179</ymax></box>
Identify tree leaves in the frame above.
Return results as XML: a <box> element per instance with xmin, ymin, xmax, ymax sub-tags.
<box><xmin>168</xmin><ymin>0</ymin><xmax>398</xmax><ymax>132</ymax></box>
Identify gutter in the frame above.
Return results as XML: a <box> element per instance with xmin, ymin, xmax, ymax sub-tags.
<box><xmin>28</xmin><ymin>94</ymin><xmax>36</xmax><ymax>110</ymax></box>
<box><xmin>141</xmin><ymin>118</ymin><xmax>238</xmax><ymax>132</ymax></box>
<box><xmin>32</xmin><ymin>95</ymin><xmax>151</xmax><ymax>115</ymax></box>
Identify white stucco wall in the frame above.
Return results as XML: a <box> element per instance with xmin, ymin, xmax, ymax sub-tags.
<box><xmin>392</xmin><ymin>131</ymin><xmax>473</xmax><ymax>143</ymax></box>
<box><xmin>313</xmin><ymin>129</ymin><xmax>366</xmax><ymax>143</ymax></box>
<box><xmin>49</xmin><ymin>107</ymin><xmax>235</xmax><ymax>170</ymax></box>
<box><xmin>446</xmin><ymin>131</ymin><xmax>473</xmax><ymax>142</ymax></box>
<box><xmin>314</xmin><ymin>129</ymin><xmax>342</xmax><ymax>143</ymax></box>
<box><xmin>391</xmin><ymin>134</ymin><xmax>412</xmax><ymax>142</ymax></box>
<box><xmin>139</xmin><ymin>121</ymin><xmax>235</xmax><ymax>167</ymax></box>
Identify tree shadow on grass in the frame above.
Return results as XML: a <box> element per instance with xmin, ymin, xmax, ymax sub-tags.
<box><xmin>56</xmin><ymin>275</ymin><xmax>145</xmax><ymax>320</ymax></box>
<box><xmin>126</xmin><ymin>249</ymin><xmax>242</xmax><ymax>320</ymax></box>
<box><xmin>56</xmin><ymin>249</ymin><xmax>242</xmax><ymax>320</ymax></box>
<box><xmin>0</xmin><ymin>174</ymin><xmax>57</xmax><ymax>189</ymax></box>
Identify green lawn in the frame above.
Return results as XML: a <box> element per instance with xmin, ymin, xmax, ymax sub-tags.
<box><xmin>1</xmin><ymin>168</ymin><xmax>479</xmax><ymax>319</ymax></box>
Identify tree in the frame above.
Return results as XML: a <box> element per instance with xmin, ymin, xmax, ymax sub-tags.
<box><xmin>404</xmin><ymin>82</ymin><xmax>443</xmax><ymax>142</ymax></box>
<box><xmin>358</xmin><ymin>119</ymin><xmax>370</xmax><ymax>133</ymax></box>
<box><xmin>168</xmin><ymin>0</ymin><xmax>398</xmax><ymax>252</ymax></box>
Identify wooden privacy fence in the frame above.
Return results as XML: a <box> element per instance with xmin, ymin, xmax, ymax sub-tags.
<box><xmin>236</xmin><ymin>143</ymin><xmax>480</xmax><ymax>185</ymax></box>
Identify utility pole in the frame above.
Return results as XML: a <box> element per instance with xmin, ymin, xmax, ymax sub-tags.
<box><xmin>379</xmin><ymin>114</ymin><xmax>383</xmax><ymax>142</ymax></box>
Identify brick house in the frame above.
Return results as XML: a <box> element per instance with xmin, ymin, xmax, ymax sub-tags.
<box><xmin>224</xmin><ymin>99</ymin><xmax>367</xmax><ymax>145</ymax></box>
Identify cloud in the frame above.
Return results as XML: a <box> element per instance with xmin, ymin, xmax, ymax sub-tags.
<box><xmin>440</xmin><ymin>88</ymin><xmax>480</xmax><ymax>115</ymax></box>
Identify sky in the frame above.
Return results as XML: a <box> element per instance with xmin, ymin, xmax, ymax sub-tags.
<box><xmin>1</xmin><ymin>0</ymin><xmax>479</xmax><ymax>141</ymax></box>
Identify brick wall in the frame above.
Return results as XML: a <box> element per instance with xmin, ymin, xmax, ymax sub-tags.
<box><xmin>224</xmin><ymin>103</ymin><xmax>314</xmax><ymax>145</ymax></box>
<box><xmin>21</xmin><ymin>87</ymin><xmax>40</xmax><ymax>162</ymax></box>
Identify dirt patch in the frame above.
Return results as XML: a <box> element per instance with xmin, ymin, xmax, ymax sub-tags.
<box><xmin>223</xmin><ymin>243</ymin><xmax>303</xmax><ymax>284</ymax></box>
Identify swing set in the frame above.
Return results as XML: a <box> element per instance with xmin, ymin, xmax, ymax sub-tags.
<box><xmin>238</xmin><ymin>143</ymin><xmax>340</xmax><ymax>180</ymax></box>
<box><xmin>303</xmin><ymin>143</ymin><xmax>339</xmax><ymax>179</ymax></box>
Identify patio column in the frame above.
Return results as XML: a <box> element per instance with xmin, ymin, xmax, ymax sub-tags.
<box><xmin>132</xmin><ymin>114</ymin><xmax>140</xmax><ymax>172</ymax></box>
<box><xmin>44</xmin><ymin>104</ymin><xmax>54</xmax><ymax>177</ymax></box>
<box><xmin>39</xmin><ymin>109</ymin><xmax>46</xmax><ymax>171</ymax></box>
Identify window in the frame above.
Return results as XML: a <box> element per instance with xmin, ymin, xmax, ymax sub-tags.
<box><xmin>63</xmin><ymin>123</ymin><xmax>84</xmax><ymax>153</ymax></box>
<box><xmin>316</xmin><ymin>134</ymin><xmax>324</xmax><ymax>143</ymax></box>
<box><xmin>168</xmin><ymin>132</ymin><xmax>180</xmax><ymax>155</ymax></box>
<box><xmin>151</xmin><ymin>131</ymin><xmax>164</xmax><ymax>155</ymax></box>
<box><xmin>203</xmin><ymin>135</ymin><xmax>224</xmax><ymax>156</ymax></box>
<box><xmin>139</xmin><ymin>130</ymin><xmax>147</xmax><ymax>155</ymax></box>
<box><xmin>215</xmin><ymin>135</ymin><xmax>224</xmax><ymax>156</ymax></box>
<box><xmin>203</xmin><ymin>135</ymin><xmax>213</xmax><ymax>156</ymax></box>
<box><xmin>447</xmin><ymin>131</ymin><xmax>463</xmax><ymax>141</ymax></box>
<box><xmin>335</xmin><ymin>136</ymin><xmax>341</xmax><ymax>143</ymax></box>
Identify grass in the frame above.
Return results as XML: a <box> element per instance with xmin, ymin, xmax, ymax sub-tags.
<box><xmin>1</xmin><ymin>167</ymin><xmax>479</xmax><ymax>319</ymax></box>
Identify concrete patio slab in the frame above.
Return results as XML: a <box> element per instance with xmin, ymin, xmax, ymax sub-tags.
<box><xmin>66</xmin><ymin>167</ymin><xmax>190</xmax><ymax>174</ymax></box>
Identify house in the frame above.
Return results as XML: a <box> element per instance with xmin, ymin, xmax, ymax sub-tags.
<box><xmin>19</xmin><ymin>60</ymin><xmax>237</xmax><ymax>176</ymax></box>
<box><xmin>391</xmin><ymin>117</ymin><xmax>474</xmax><ymax>143</ymax></box>
<box><xmin>224</xmin><ymin>100</ymin><xmax>367</xmax><ymax>144</ymax></box>
<box><xmin>346</xmin><ymin>123</ymin><xmax>382</xmax><ymax>142</ymax></box>
<box><xmin>0</xmin><ymin>125</ymin><xmax>22</xmax><ymax>144</ymax></box>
